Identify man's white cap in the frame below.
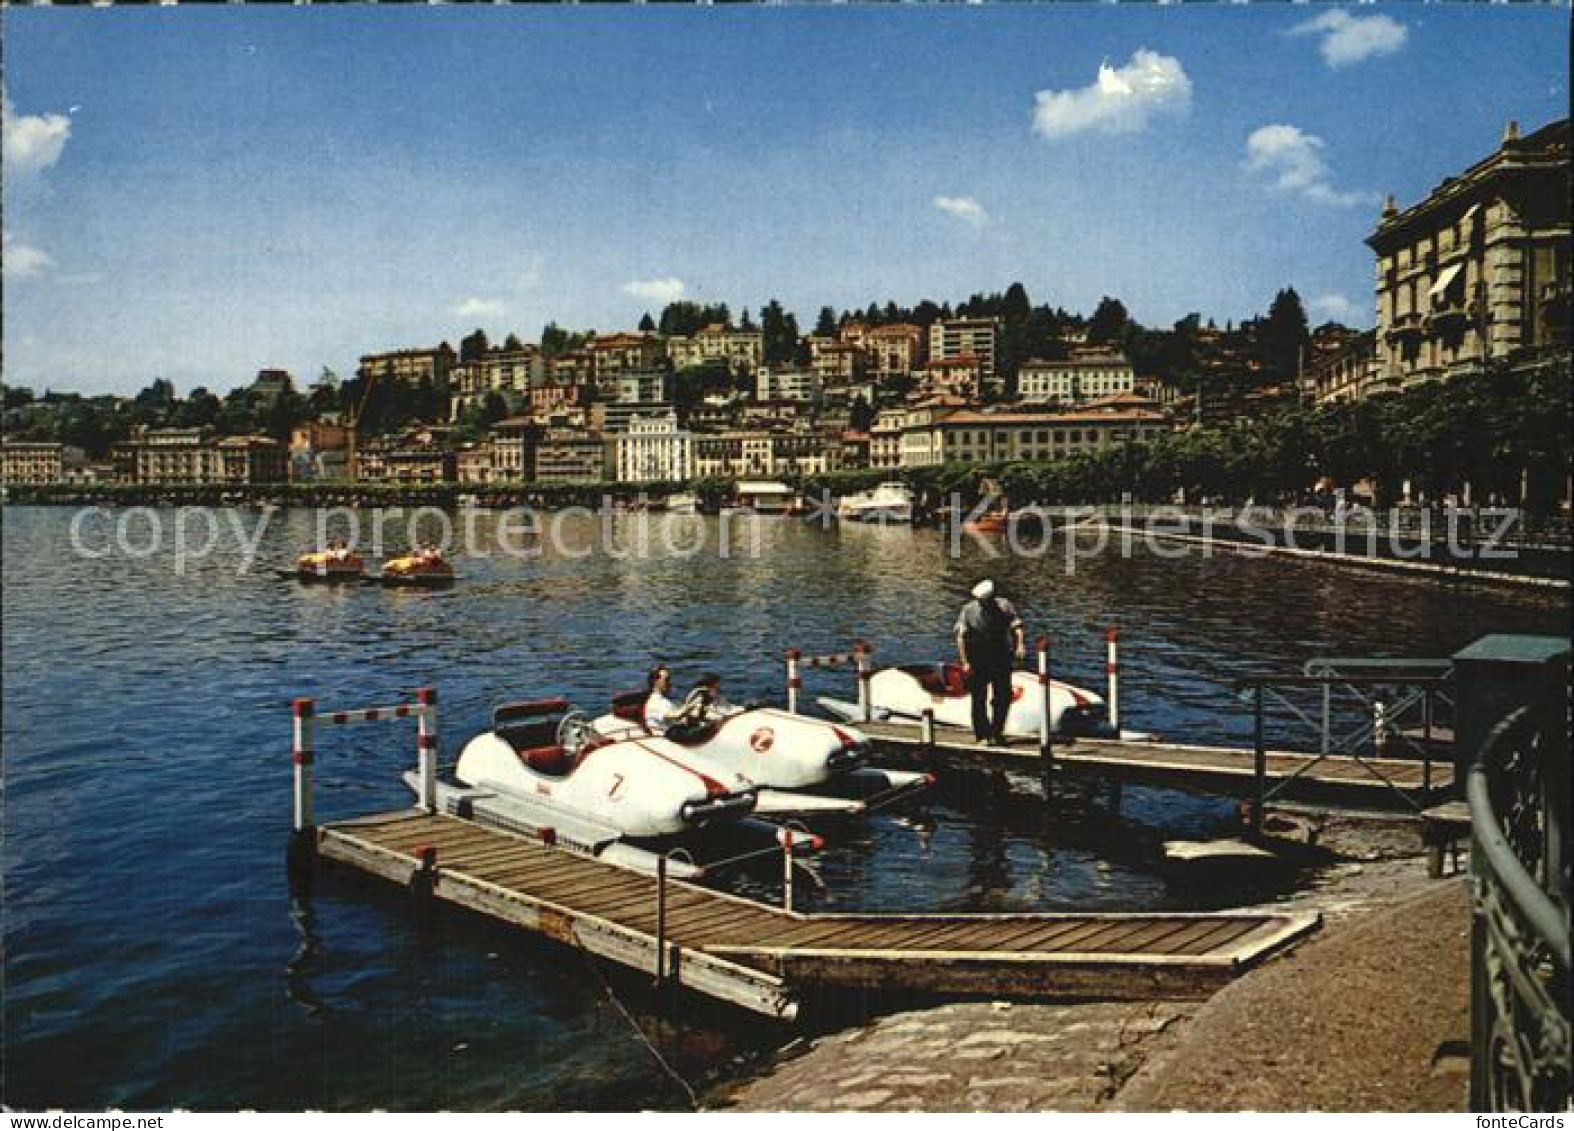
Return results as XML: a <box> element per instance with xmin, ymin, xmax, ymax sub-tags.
<box><xmin>971</xmin><ymin>579</ymin><xmax>995</xmax><ymax>600</ymax></box>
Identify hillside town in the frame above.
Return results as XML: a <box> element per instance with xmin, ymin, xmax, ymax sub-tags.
<box><xmin>4</xmin><ymin>118</ymin><xmax>1569</xmax><ymax>507</ymax></box>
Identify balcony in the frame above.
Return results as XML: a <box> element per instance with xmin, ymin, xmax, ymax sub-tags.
<box><xmin>1427</xmin><ymin>299</ymin><xmax>1473</xmax><ymax>334</ymax></box>
<box><xmin>1540</xmin><ymin>279</ymin><xmax>1571</xmax><ymax>330</ymax></box>
<box><xmin>1385</xmin><ymin>312</ymin><xmax>1426</xmax><ymax>344</ymax></box>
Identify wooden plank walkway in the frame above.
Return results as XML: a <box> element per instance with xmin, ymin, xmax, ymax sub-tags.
<box><xmin>853</xmin><ymin>720</ymin><xmax>1454</xmax><ymax>810</ymax></box>
<box><xmin>316</xmin><ymin>810</ymin><xmax>1320</xmax><ymax>1020</ymax></box>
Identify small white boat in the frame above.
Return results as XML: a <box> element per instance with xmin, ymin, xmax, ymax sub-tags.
<box><xmin>591</xmin><ymin>690</ymin><xmax>931</xmax><ymax>816</ymax></box>
<box><xmin>665</xmin><ymin>491</ymin><xmax>699</xmax><ymax>514</ymax></box>
<box><xmin>415</xmin><ymin>697</ymin><xmax>781</xmax><ymax>879</ymax></box>
<box><xmin>820</xmin><ymin>662</ymin><xmax>1113</xmax><ymax>739</ymax></box>
<box><xmin>836</xmin><ymin>481</ymin><xmax>914</xmax><ymax>524</ymax></box>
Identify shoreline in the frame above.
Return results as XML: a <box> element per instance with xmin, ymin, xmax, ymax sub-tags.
<box><xmin>707</xmin><ymin>812</ymin><xmax>1469</xmax><ymax>1112</ymax></box>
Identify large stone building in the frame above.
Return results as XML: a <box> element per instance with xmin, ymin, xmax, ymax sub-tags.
<box><xmin>1017</xmin><ymin>350</ymin><xmax>1136</xmax><ymax>405</ymax></box>
<box><xmin>615</xmin><ymin>411</ymin><xmax>693</xmax><ymax>484</ymax></box>
<box><xmin>1</xmin><ymin>441</ymin><xmax>83</xmax><ymax>485</ymax></box>
<box><xmin>691</xmin><ymin>429</ymin><xmax>839</xmax><ymax>478</ymax></box>
<box><xmin>1368</xmin><ymin>118</ymin><xmax>1570</xmax><ymax>393</ymax></box>
<box><xmin>897</xmin><ymin>400</ymin><xmax>1171</xmax><ymax>468</ymax></box>
<box><xmin>125</xmin><ymin>429</ymin><xmax>286</xmax><ymax>485</ymax></box>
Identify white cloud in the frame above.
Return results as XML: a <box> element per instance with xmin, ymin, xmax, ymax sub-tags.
<box><xmin>2</xmin><ymin>230</ymin><xmax>56</xmax><ymax>279</ymax></box>
<box><xmin>1032</xmin><ymin>49</ymin><xmax>1192</xmax><ymax>140</ymax></box>
<box><xmin>1244</xmin><ymin>124</ymin><xmax>1372</xmax><ymax>208</ymax></box>
<box><xmin>933</xmin><ymin>195</ymin><xmax>990</xmax><ymax>227</ymax></box>
<box><xmin>451</xmin><ymin>296</ymin><xmax>507</xmax><ymax>320</ymax></box>
<box><xmin>1310</xmin><ymin>293</ymin><xmax>1363</xmax><ymax>322</ymax></box>
<box><xmin>2</xmin><ymin>89</ymin><xmax>72</xmax><ymax>174</ymax></box>
<box><xmin>1290</xmin><ymin>11</ymin><xmax>1407</xmax><ymax>69</ymax></box>
<box><xmin>621</xmin><ymin>277</ymin><xmax>686</xmax><ymax>304</ymax></box>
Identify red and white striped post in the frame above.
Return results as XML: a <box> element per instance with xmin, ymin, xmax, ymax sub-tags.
<box><xmin>1036</xmin><ymin>636</ymin><xmax>1054</xmax><ymax>767</ymax></box>
<box><xmin>1105</xmin><ymin>628</ymin><xmax>1121</xmax><ymax>734</ymax></box>
<box><xmin>855</xmin><ymin>641</ymin><xmax>873</xmax><ymax>723</ymax></box>
<box><xmin>786</xmin><ymin>648</ymin><xmax>802</xmax><ymax>715</ymax></box>
<box><xmin>292</xmin><ymin>697</ymin><xmax>316</xmax><ymax>833</ymax></box>
<box><xmin>416</xmin><ymin>687</ymin><xmax>438</xmax><ymax>813</ymax></box>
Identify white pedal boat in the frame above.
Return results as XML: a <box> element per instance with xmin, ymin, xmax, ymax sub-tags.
<box><xmin>411</xmin><ymin>697</ymin><xmax>795</xmax><ymax>880</ymax></box>
<box><xmin>591</xmin><ymin>691</ymin><xmax>931</xmax><ymax>816</ymax></box>
<box><xmin>819</xmin><ymin>662</ymin><xmax>1114</xmax><ymax>739</ymax></box>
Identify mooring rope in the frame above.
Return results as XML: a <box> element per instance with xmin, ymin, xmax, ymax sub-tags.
<box><xmin>581</xmin><ymin>950</ymin><xmax>699</xmax><ymax>1111</ymax></box>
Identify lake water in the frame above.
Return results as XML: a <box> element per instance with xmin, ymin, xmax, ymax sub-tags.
<box><xmin>3</xmin><ymin>505</ymin><xmax>1566</xmax><ymax>1109</ymax></box>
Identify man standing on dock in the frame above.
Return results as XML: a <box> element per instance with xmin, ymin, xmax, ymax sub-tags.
<box><xmin>955</xmin><ymin>579</ymin><xmax>1026</xmax><ymax>745</ymax></box>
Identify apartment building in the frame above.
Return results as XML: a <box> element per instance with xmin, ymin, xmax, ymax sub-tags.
<box><xmin>357</xmin><ymin>344</ymin><xmax>457</xmax><ymax>389</ymax></box>
<box><xmin>807</xmin><ymin>336</ymin><xmax>866</xmax><ymax>386</ymax></box>
<box><xmin>666</xmin><ymin>324</ymin><xmax>765</xmax><ymax>374</ymax></box>
<box><xmin>449</xmin><ymin>345</ymin><xmax>544</xmax><ymax>418</ymax></box>
<box><xmin>928</xmin><ymin>317</ymin><xmax>1000</xmax><ymax>384</ymax></box>
<box><xmin>534</xmin><ymin>428</ymin><xmax>612</xmax><ymax>484</ymax></box>
<box><xmin>755</xmin><ymin>368</ymin><xmax>823</xmax><ymax>403</ymax></box>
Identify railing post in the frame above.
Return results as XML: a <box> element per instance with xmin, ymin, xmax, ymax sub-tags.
<box><xmin>417</xmin><ymin>687</ymin><xmax>438</xmax><ymax>814</ymax></box>
<box><xmin>1037</xmin><ymin>635</ymin><xmax>1054</xmax><ymax>770</ymax></box>
<box><xmin>292</xmin><ymin>697</ymin><xmax>316</xmax><ymax>833</ymax></box>
<box><xmin>783</xmin><ymin>834</ymin><xmax>794</xmax><ymax>913</ymax></box>
<box><xmin>1373</xmin><ymin>699</ymin><xmax>1388</xmax><ymax>758</ymax></box>
<box><xmin>1422</xmin><ymin>687</ymin><xmax>1434</xmax><ymax>793</ymax></box>
<box><xmin>786</xmin><ymin>648</ymin><xmax>802</xmax><ymax>715</ymax></box>
<box><xmin>921</xmin><ymin>707</ymin><xmax>935</xmax><ymax>749</ymax></box>
<box><xmin>855</xmin><ymin>641</ymin><xmax>872</xmax><ymax>723</ymax></box>
<box><xmin>1252</xmin><ymin>683</ymin><xmax>1266</xmax><ymax>837</ymax></box>
<box><xmin>1321</xmin><ymin>677</ymin><xmax>1332</xmax><ymax>757</ymax></box>
<box><xmin>654</xmin><ymin>853</ymin><xmax>668</xmax><ymax>991</ymax></box>
<box><xmin>1105</xmin><ymin>628</ymin><xmax>1121</xmax><ymax>734</ymax></box>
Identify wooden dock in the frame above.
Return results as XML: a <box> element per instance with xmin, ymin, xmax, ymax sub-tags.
<box><xmin>315</xmin><ymin>810</ymin><xmax>1320</xmax><ymax>1021</ymax></box>
<box><xmin>853</xmin><ymin>719</ymin><xmax>1455</xmax><ymax>810</ymax></box>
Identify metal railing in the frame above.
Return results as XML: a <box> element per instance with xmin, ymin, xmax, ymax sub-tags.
<box><xmin>1235</xmin><ymin>659</ymin><xmax>1455</xmax><ymax>826</ymax></box>
<box><xmin>1469</xmin><ymin>703</ymin><xmax>1572</xmax><ymax>1111</ymax></box>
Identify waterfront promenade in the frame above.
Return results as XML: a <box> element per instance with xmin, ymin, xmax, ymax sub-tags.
<box><xmin>718</xmin><ymin>817</ymin><xmax>1470</xmax><ymax>1111</ymax></box>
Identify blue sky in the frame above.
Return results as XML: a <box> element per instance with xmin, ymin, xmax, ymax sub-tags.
<box><xmin>3</xmin><ymin>5</ymin><xmax>1567</xmax><ymax>396</ymax></box>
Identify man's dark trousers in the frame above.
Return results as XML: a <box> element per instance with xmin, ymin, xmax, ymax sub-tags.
<box><xmin>970</xmin><ymin>661</ymin><xmax>1013</xmax><ymax>741</ymax></box>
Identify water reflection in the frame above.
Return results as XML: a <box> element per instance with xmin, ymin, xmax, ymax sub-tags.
<box><xmin>3</xmin><ymin>505</ymin><xmax>1567</xmax><ymax>1109</ymax></box>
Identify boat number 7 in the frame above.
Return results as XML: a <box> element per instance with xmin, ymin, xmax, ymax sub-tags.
<box><xmin>607</xmin><ymin>773</ymin><xmax>625</xmax><ymax>799</ymax></box>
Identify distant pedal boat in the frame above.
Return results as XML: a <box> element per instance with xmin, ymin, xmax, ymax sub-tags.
<box><xmin>284</xmin><ymin>549</ymin><xmax>365</xmax><ymax>582</ymax></box>
<box><xmin>374</xmin><ymin>551</ymin><xmax>458</xmax><ymax>587</ymax></box>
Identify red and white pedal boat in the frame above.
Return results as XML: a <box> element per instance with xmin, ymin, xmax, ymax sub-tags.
<box><xmin>590</xmin><ymin>691</ymin><xmax>932</xmax><ymax>817</ymax></box>
<box><xmin>818</xmin><ymin>662</ymin><xmax>1114</xmax><ymax>739</ymax></box>
<box><xmin>411</xmin><ymin>698</ymin><xmax>810</xmax><ymax>880</ymax></box>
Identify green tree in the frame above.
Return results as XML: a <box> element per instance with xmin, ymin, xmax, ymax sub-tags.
<box><xmin>1258</xmin><ymin>287</ymin><xmax>1311</xmax><ymax>383</ymax></box>
<box><xmin>814</xmin><ymin>306</ymin><xmax>838</xmax><ymax>337</ymax></box>
<box><xmin>1087</xmin><ymin>297</ymin><xmax>1129</xmax><ymax>344</ymax></box>
<box><xmin>460</xmin><ymin>328</ymin><xmax>491</xmax><ymax>362</ymax></box>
